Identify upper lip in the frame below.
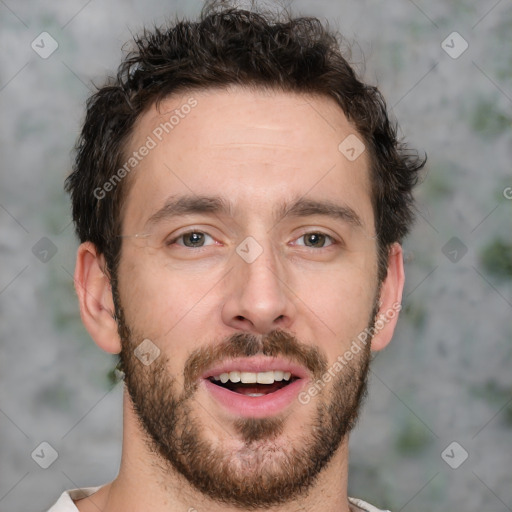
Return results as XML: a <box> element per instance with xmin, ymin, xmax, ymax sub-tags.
<box><xmin>201</xmin><ymin>356</ymin><xmax>309</xmax><ymax>380</ymax></box>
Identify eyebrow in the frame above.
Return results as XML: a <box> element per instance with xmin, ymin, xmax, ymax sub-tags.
<box><xmin>144</xmin><ymin>194</ymin><xmax>363</xmax><ymax>230</ymax></box>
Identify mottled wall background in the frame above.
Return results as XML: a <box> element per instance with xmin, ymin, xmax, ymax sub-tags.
<box><xmin>0</xmin><ymin>1</ymin><xmax>511</xmax><ymax>511</ymax></box>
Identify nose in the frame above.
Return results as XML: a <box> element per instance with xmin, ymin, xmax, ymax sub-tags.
<box><xmin>221</xmin><ymin>239</ymin><xmax>296</xmax><ymax>335</ymax></box>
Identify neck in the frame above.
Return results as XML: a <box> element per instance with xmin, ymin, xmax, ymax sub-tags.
<box><xmin>76</xmin><ymin>387</ymin><xmax>353</xmax><ymax>512</ymax></box>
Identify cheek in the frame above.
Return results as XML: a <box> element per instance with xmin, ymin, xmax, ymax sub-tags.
<box><xmin>117</xmin><ymin>249</ymin><xmax>224</xmax><ymax>346</ymax></box>
<box><xmin>294</xmin><ymin>259</ymin><xmax>377</xmax><ymax>357</ymax></box>
<box><xmin>306</xmin><ymin>276</ymin><xmax>374</xmax><ymax>329</ymax></box>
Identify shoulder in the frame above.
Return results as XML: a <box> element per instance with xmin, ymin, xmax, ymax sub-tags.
<box><xmin>46</xmin><ymin>487</ymin><xmax>101</xmax><ymax>512</ymax></box>
<box><xmin>348</xmin><ymin>496</ymin><xmax>392</xmax><ymax>512</ymax></box>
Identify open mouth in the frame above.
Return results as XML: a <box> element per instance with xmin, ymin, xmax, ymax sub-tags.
<box><xmin>207</xmin><ymin>371</ymin><xmax>300</xmax><ymax>397</ymax></box>
<box><xmin>202</xmin><ymin>359</ymin><xmax>308</xmax><ymax>417</ymax></box>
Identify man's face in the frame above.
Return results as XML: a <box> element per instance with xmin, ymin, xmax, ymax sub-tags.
<box><xmin>115</xmin><ymin>86</ymin><xmax>380</xmax><ymax>507</ymax></box>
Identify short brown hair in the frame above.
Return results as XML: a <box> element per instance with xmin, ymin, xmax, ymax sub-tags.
<box><xmin>65</xmin><ymin>1</ymin><xmax>426</xmax><ymax>285</ymax></box>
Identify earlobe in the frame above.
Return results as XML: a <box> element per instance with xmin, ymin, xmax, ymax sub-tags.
<box><xmin>370</xmin><ymin>243</ymin><xmax>405</xmax><ymax>352</ymax></box>
<box><xmin>74</xmin><ymin>241</ymin><xmax>122</xmax><ymax>354</ymax></box>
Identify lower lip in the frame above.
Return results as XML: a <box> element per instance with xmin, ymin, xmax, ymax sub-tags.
<box><xmin>202</xmin><ymin>378</ymin><xmax>306</xmax><ymax>418</ymax></box>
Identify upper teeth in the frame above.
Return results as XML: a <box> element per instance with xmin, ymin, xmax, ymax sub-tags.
<box><xmin>213</xmin><ymin>370</ymin><xmax>292</xmax><ymax>384</ymax></box>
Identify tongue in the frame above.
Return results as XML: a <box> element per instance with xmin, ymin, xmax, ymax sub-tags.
<box><xmin>226</xmin><ymin>381</ymin><xmax>287</xmax><ymax>395</ymax></box>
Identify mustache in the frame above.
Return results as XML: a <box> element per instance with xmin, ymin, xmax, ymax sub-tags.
<box><xmin>183</xmin><ymin>329</ymin><xmax>328</xmax><ymax>393</ymax></box>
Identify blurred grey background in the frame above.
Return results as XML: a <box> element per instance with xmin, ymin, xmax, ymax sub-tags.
<box><xmin>0</xmin><ymin>1</ymin><xmax>511</xmax><ymax>511</ymax></box>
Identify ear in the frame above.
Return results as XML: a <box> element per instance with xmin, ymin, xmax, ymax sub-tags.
<box><xmin>74</xmin><ymin>241</ymin><xmax>121</xmax><ymax>354</ymax></box>
<box><xmin>370</xmin><ymin>243</ymin><xmax>405</xmax><ymax>352</ymax></box>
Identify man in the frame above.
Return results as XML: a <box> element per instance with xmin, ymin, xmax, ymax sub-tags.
<box><xmin>48</xmin><ymin>1</ymin><xmax>425</xmax><ymax>511</ymax></box>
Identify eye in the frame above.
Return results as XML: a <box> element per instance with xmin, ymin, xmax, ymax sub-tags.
<box><xmin>164</xmin><ymin>230</ymin><xmax>337</xmax><ymax>250</ymax></box>
<box><xmin>167</xmin><ymin>231</ymin><xmax>216</xmax><ymax>248</ymax></box>
<box><xmin>294</xmin><ymin>232</ymin><xmax>336</xmax><ymax>249</ymax></box>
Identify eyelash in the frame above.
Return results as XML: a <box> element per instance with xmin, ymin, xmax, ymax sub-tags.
<box><xmin>166</xmin><ymin>230</ymin><xmax>338</xmax><ymax>250</ymax></box>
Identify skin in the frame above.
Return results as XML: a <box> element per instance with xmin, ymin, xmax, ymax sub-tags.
<box><xmin>73</xmin><ymin>86</ymin><xmax>404</xmax><ymax>512</ymax></box>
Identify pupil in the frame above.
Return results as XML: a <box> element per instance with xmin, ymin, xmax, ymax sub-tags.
<box><xmin>185</xmin><ymin>232</ymin><xmax>204</xmax><ymax>247</ymax></box>
<box><xmin>306</xmin><ymin>233</ymin><xmax>324</xmax><ymax>247</ymax></box>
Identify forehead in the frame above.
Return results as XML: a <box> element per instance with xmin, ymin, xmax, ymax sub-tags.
<box><xmin>121</xmin><ymin>86</ymin><xmax>373</xmax><ymax>231</ymax></box>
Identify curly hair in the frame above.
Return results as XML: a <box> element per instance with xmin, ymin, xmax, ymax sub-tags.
<box><xmin>65</xmin><ymin>0</ymin><xmax>426</xmax><ymax>286</ymax></box>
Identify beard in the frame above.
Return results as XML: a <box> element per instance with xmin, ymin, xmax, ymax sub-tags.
<box><xmin>114</xmin><ymin>290</ymin><xmax>376</xmax><ymax>509</ymax></box>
